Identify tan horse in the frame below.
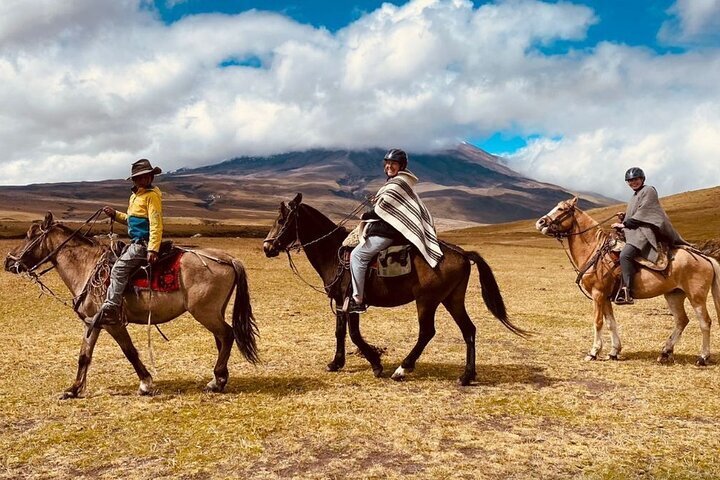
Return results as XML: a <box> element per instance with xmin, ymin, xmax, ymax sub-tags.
<box><xmin>536</xmin><ymin>197</ymin><xmax>720</xmax><ymax>365</ymax></box>
<box><xmin>4</xmin><ymin>212</ymin><xmax>258</xmax><ymax>398</ymax></box>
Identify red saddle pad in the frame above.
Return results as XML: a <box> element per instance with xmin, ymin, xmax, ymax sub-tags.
<box><xmin>130</xmin><ymin>250</ymin><xmax>184</xmax><ymax>292</ymax></box>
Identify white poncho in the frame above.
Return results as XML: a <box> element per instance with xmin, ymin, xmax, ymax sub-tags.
<box><xmin>373</xmin><ymin>170</ymin><xmax>443</xmax><ymax>268</ymax></box>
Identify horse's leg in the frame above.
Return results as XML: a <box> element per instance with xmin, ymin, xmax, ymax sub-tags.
<box><xmin>658</xmin><ymin>291</ymin><xmax>690</xmax><ymax>364</ymax></box>
<box><xmin>189</xmin><ymin>305</ymin><xmax>235</xmax><ymax>392</ymax></box>
<box><xmin>602</xmin><ymin>301</ymin><xmax>622</xmax><ymax>360</ymax></box>
<box><xmin>438</xmin><ymin>290</ymin><xmax>477</xmax><ymax>386</ymax></box>
<box><xmin>347</xmin><ymin>312</ymin><xmax>383</xmax><ymax>377</ymax></box>
<box><xmin>61</xmin><ymin>326</ymin><xmax>102</xmax><ymax>399</ymax></box>
<box><xmin>327</xmin><ymin>311</ymin><xmax>347</xmax><ymax>372</ymax></box>
<box><xmin>104</xmin><ymin>324</ymin><xmax>155</xmax><ymax>395</ymax></box>
<box><xmin>391</xmin><ymin>300</ymin><xmax>441</xmax><ymax>383</ymax></box>
<box><xmin>585</xmin><ymin>295</ymin><xmax>605</xmax><ymax>361</ymax></box>
<box><xmin>688</xmin><ymin>293</ymin><xmax>712</xmax><ymax>366</ymax></box>
<box><xmin>204</xmin><ymin>321</ymin><xmax>234</xmax><ymax>392</ymax></box>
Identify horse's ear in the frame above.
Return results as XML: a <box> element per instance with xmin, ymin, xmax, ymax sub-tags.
<box><xmin>570</xmin><ymin>197</ymin><xmax>579</xmax><ymax>207</ymax></box>
<box><xmin>289</xmin><ymin>193</ymin><xmax>302</xmax><ymax>208</ymax></box>
<box><xmin>280</xmin><ymin>202</ymin><xmax>289</xmax><ymax>217</ymax></box>
<box><xmin>41</xmin><ymin>212</ymin><xmax>54</xmax><ymax>230</ymax></box>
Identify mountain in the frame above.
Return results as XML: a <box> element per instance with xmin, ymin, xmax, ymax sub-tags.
<box><xmin>0</xmin><ymin>144</ymin><xmax>614</xmax><ymax>229</ymax></box>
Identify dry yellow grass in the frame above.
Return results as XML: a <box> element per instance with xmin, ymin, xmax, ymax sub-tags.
<box><xmin>2</xmin><ymin>231</ymin><xmax>720</xmax><ymax>479</ymax></box>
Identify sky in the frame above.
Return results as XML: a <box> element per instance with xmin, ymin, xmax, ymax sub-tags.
<box><xmin>1</xmin><ymin>0</ymin><xmax>719</xmax><ymax>199</ymax></box>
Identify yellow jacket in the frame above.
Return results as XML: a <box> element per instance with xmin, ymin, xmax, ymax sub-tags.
<box><xmin>115</xmin><ymin>186</ymin><xmax>163</xmax><ymax>252</ymax></box>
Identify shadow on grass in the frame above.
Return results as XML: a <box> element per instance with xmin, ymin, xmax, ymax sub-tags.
<box><xmin>395</xmin><ymin>362</ymin><xmax>557</xmax><ymax>387</ymax></box>
<box><xmin>623</xmin><ymin>350</ymin><xmax>708</xmax><ymax>365</ymax></box>
<box><xmin>105</xmin><ymin>374</ymin><xmax>332</xmax><ymax>397</ymax></box>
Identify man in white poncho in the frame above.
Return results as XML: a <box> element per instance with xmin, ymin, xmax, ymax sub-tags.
<box><xmin>344</xmin><ymin>149</ymin><xmax>443</xmax><ymax>313</ymax></box>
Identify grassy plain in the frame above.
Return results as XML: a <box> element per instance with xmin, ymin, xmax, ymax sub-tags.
<box><xmin>2</xmin><ymin>216</ymin><xmax>720</xmax><ymax>480</ymax></box>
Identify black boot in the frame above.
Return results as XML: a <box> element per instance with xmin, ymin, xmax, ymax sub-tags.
<box><xmin>87</xmin><ymin>305</ymin><xmax>121</xmax><ymax>330</ymax></box>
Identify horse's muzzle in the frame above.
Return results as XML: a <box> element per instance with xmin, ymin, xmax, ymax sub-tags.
<box><xmin>262</xmin><ymin>241</ymin><xmax>279</xmax><ymax>258</ymax></box>
<box><xmin>535</xmin><ymin>217</ymin><xmax>550</xmax><ymax>235</ymax></box>
<box><xmin>4</xmin><ymin>255</ymin><xmax>23</xmax><ymax>274</ymax></box>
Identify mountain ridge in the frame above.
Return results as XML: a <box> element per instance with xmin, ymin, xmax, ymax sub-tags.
<box><xmin>0</xmin><ymin>144</ymin><xmax>615</xmax><ymax>227</ymax></box>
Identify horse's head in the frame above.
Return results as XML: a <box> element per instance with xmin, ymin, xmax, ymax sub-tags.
<box><xmin>536</xmin><ymin>197</ymin><xmax>578</xmax><ymax>237</ymax></box>
<box><xmin>263</xmin><ymin>193</ymin><xmax>303</xmax><ymax>257</ymax></box>
<box><xmin>5</xmin><ymin>212</ymin><xmax>57</xmax><ymax>274</ymax></box>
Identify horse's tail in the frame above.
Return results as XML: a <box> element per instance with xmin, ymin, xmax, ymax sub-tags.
<box><xmin>708</xmin><ymin>257</ymin><xmax>720</xmax><ymax>323</ymax></box>
<box><xmin>231</xmin><ymin>259</ymin><xmax>259</xmax><ymax>364</ymax></box>
<box><xmin>466</xmin><ymin>251</ymin><xmax>531</xmax><ymax>338</ymax></box>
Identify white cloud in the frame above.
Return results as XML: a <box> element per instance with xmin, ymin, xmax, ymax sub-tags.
<box><xmin>660</xmin><ymin>0</ymin><xmax>720</xmax><ymax>44</ymax></box>
<box><xmin>0</xmin><ymin>0</ymin><xmax>718</xmax><ymax>201</ymax></box>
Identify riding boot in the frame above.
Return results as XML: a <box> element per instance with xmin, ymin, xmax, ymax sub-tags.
<box><xmin>614</xmin><ymin>286</ymin><xmax>634</xmax><ymax>305</ymax></box>
<box><xmin>87</xmin><ymin>304</ymin><xmax>121</xmax><ymax>330</ymax></box>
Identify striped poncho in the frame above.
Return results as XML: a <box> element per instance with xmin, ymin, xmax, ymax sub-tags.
<box><xmin>373</xmin><ymin>170</ymin><xmax>443</xmax><ymax>268</ymax></box>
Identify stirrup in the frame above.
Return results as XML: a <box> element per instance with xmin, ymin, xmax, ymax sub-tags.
<box><xmin>614</xmin><ymin>287</ymin><xmax>634</xmax><ymax>305</ymax></box>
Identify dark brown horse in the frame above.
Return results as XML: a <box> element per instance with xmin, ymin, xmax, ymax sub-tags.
<box><xmin>5</xmin><ymin>212</ymin><xmax>259</xmax><ymax>398</ymax></box>
<box><xmin>263</xmin><ymin>193</ymin><xmax>527</xmax><ymax>385</ymax></box>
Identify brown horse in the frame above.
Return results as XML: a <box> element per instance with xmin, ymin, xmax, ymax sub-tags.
<box><xmin>4</xmin><ymin>212</ymin><xmax>258</xmax><ymax>398</ymax></box>
<box><xmin>536</xmin><ymin>197</ymin><xmax>720</xmax><ymax>365</ymax></box>
<box><xmin>262</xmin><ymin>193</ymin><xmax>528</xmax><ymax>385</ymax></box>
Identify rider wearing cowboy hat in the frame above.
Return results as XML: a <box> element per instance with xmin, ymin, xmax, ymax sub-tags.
<box><xmin>90</xmin><ymin>158</ymin><xmax>164</xmax><ymax>327</ymax></box>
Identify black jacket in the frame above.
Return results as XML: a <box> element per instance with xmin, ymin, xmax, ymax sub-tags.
<box><xmin>362</xmin><ymin>210</ymin><xmax>404</xmax><ymax>241</ymax></box>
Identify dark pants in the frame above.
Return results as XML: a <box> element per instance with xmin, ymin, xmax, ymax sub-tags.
<box><xmin>620</xmin><ymin>243</ymin><xmax>641</xmax><ymax>292</ymax></box>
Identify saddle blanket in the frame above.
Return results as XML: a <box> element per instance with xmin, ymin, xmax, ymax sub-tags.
<box><xmin>609</xmin><ymin>238</ymin><xmax>670</xmax><ymax>271</ymax></box>
<box><xmin>341</xmin><ymin>245</ymin><xmax>413</xmax><ymax>278</ymax></box>
<box><xmin>130</xmin><ymin>250</ymin><xmax>184</xmax><ymax>292</ymax></box>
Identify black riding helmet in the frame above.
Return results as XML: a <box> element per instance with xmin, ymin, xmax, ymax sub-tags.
<box><xmin>625</xmin><ymin>167</ymin><xmax>645</xmax><ymax>182</ymax></box>
<box><xmin>384</xmin><ymin>148</ymin><xmax>408</xmax><ymax>170</ymax></box>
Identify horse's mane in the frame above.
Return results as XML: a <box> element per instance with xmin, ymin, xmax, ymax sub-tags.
<box><xmin>300</xmin><ymin>203</ymin><xmax>349</xmax><ymax>236</ymax></box>
<box><xmin>54</xmin><ymin>222</ymin><xmax>101</xmax><ymax>246</ymax></box>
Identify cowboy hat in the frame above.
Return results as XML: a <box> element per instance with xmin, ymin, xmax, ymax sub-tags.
<box><xmin>127</xmin><ymin>158</ymin><xmax>162</xmax><ymax>180</ymax></box>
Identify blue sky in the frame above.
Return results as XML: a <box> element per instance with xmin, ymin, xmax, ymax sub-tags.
<box><xmin>1</xmin><ymin>0</ymin><xmax>719</xmax><ymax>198</ymax></box>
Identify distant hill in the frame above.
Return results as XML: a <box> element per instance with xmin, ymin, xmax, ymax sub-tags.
<box><xmin>0</xmin><ymin>144</ymin><xmax>615</xmax><ymax>229</ymax></box>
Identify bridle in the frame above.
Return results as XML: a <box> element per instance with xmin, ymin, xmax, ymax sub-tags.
<box><xmin>540</xmin><ymin>203</ymin><xmax>620</xmax><ymax>299</ymax></box>
<box><xmin>265</xmin><ymin>200</ymin><xmax>369</xmax><ymax>301</ymax></box>
<box><xmin>7</xmin><ymin>209</ymin><xmax>105</xmax><ymax>275</ymax></box>
<box><xmin>265</xmin><ymin>200</ymin><xmax>369</xmax><ymax>254</ymax></box>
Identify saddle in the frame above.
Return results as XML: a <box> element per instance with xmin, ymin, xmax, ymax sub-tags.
<box><xmin>108</xmin><ymin>240</ymin><xmax>184</xmax><ymax>292</ymax></box>
<box><xmin>129</xmin><ymin>247</ymin><xmax>184</xmax><ymax>292</ymax></box>
<box><xmin>608</xmin><ymin>236</ymin><xmax>671</xmax><ymax>271</ymax></box>
<box><xmin>340</xmin><ymin>243</ymin><xmax>414</xmax><ymax>278</ymax></box>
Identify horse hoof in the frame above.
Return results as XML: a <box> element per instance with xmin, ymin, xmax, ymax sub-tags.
<box><xmin>696</xmin><ymin>356</ymin><xmax>709</xmax><ymax>367</ymax></box>
<box><xmin>391</xmin><ymin>366</ymin><xmax>406</xmax><ymax>381</ymax></box>
<box><xmin>584</xmin><ymin>354</ymin><xmax>597</xmax><ymax>362</ymax></box>
<box><xmin>457</xmin><ymin>376</ymin><xmax>472</xmax><ymax>386</ymax></box>
<box><xmin>204</xmin><ymin>380</ymin><xmax>226</xmax><ymax>393</ymax></box>
<box><xmin>60</xmin><ymin>390</ymin><xmax>79</xmax><ymax>400</ymax></box>
<box><xmin>326</xmin><ymin>361</ymin><xmax>344</xmax><ymax>372</ymax></box>
<box><xmin>608</xmin><ymin>354</ymin><xmax>620</xmax><ymax>361</ymax></box>
<box><xmin>657</xmin><ymin>352</ymin><xmax>674</xmax><ymax>365</ymax></box>
<box><xmin>372</xmin><ymin>366</ymin><xmax>384</xmax><ymax>378</ymax></box>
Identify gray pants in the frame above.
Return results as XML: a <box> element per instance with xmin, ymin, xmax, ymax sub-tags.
<box><xmin>103</xmin><ymin>242</ymin><xmax>147</xmax><ymax>309</ymax></box>
<box><xmin>350</xmin><ymin>235</ymin><xmax>394</xmax><ymax>303</ymax></box>
<box><xmin>620</xmin><ymin>243</ymin><xmax>641</xmax><ymax>292</ymax></box>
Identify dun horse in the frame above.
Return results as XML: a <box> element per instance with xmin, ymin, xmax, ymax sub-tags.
<box><xmin>5</xmin><ymin>212</ymin><xmax>259</xmax><ymax>398</ymax></box>
<box><xmin>263</xmin><ymin>193</ymin><xmax>528</xmax><ymax>385</ymax></box>
<box><xmin>536</xmin><ymin>197</ymin><xmax>720</xmax><ymax>365</ymax></box>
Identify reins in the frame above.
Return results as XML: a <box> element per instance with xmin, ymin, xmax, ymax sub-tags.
<box><xmin>273</xmin><ymin>200</ymin><xmax>370</xmax><ymax>297</ymax></box>
<box><xmin>545</xmin><ymin>207</ymin><xmax>619</xmax><ymax>299</ymax></box>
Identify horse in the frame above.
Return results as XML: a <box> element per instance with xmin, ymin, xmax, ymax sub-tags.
<box><xmin>536</xmin><ymin>197</ymin><xmax>720</xmax><ymax>365</ymax></box>
<box><xmin>4</xmin><ymin>212</ymin><xmax>259</xmax><ymax>398</ymax></box>
<box><xmin>262</xmin><ymin>193</ymin><xmax>528</xmax><ymax>386</ymax></box>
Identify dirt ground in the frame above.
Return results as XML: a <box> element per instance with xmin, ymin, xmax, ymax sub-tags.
<box><xmin>1</xmin><ymin>233</ymin><xmax>720</xmax><ymax>479</ymax></box>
